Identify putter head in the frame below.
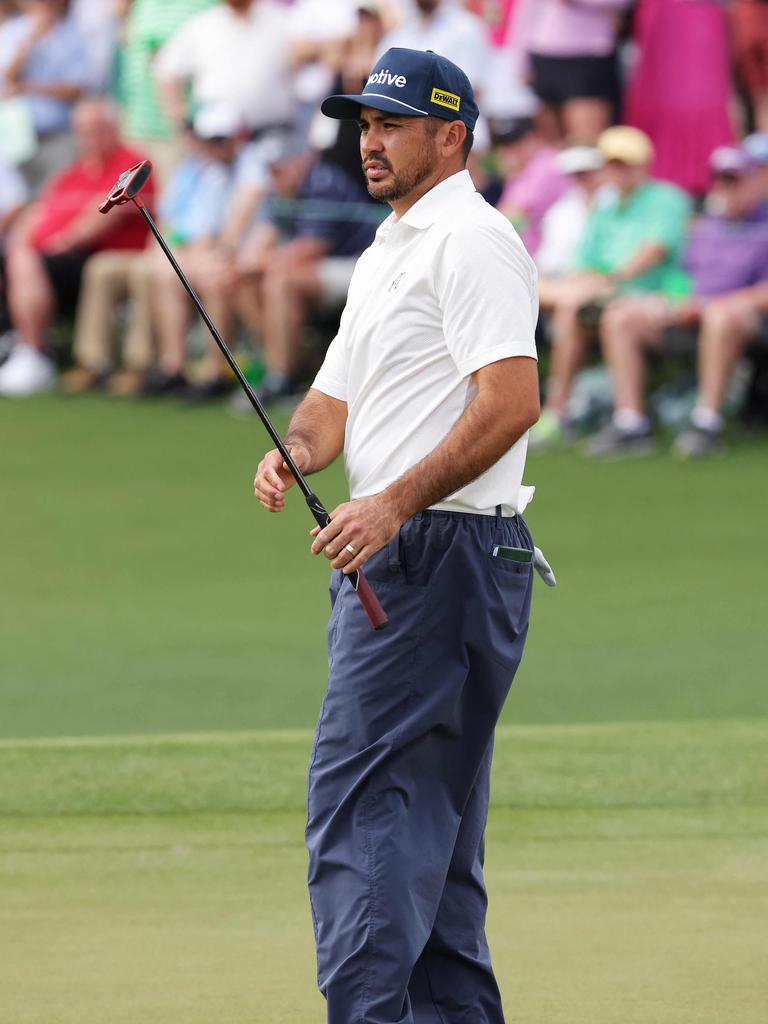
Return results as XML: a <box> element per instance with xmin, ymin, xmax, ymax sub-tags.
<box><xmin>99</xmin><ymin>160</ymin><xmax>153</xmax><ymax>213</ymax></box>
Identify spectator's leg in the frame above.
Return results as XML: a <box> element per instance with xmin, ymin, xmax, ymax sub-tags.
<box><xmin>600</xmin><ymin>297</ymin><xmax>667</xmax><ymax>417</ymax></box>
<box><xmin>122</xmin><ymin>254</ymin><xmax>155</xmax><ymax>374</ymax></box>
<box><xmin>695</xmin><ymin>300</ymin><xmax>757</xmax><ymax>417</ymax></box>
<box><xmin>674</xmin><ymin>297</ymin><xmax>759</xmax><ymax>457</ymax></box>
<box><xmin>561</xmin><ymin>98</ymin><xmax>611</xmax><ymax>144</ymax></box>
<box><xmin>5</xmin><ymin>240</ymin><xmax>55</xmax><ymax>353</ymax></box>
<box><xmin>150</xmin><ymin>248</ymin><xmax>190</xmax><ymax>377</ymax></box>
<box><xmin>72</xmin><ymin>251</ymin><xmax>131</xmax><ymax>375</ymax></box>
<box><xmin>542</xmin><ymin>299</ymin><xmax>587</xmax><ymax>418</ymax></box>
<box><xmin>260</xmin><ymin>261</ymin><xmax>323</xmax><ymax>391</ymax></box>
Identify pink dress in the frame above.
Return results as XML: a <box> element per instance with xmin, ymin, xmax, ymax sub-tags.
<box><xmin>624</xmin><ymin>0</ymin><xmax>735</xmax><ymax>195</ymax></box>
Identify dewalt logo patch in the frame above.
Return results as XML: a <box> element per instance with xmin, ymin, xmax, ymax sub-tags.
<box><xmin>430</xmin><ymin>87</ymin><xmax>460</xmax><ymax>112</ymax></box>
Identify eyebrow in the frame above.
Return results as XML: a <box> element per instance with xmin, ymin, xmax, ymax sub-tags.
<box><xmin>357</xmin><ymin>112</ymin><xmax>406</xmax><ymax>127</ymax></box>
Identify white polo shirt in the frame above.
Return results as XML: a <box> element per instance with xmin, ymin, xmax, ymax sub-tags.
<box><xmin>312</xmin><ymin>170</ymin><xmax>538</xmax><ymax>517</ymax></box>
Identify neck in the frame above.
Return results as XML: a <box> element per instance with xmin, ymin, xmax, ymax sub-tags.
<box><xmin>390</xmin><ymin>163</ymin><xmax>464</xmax><ymax>219</ymax></box>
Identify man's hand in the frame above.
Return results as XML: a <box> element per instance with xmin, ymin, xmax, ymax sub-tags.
<box><xmin>310</xmin><ymin>492</ymin><xmax>404</xmax><ymax>574</ymax></box>
<box><xmin>253</xmin><ymin>445</ymin><xmax>310</xmax><ymax>512</ymax></box>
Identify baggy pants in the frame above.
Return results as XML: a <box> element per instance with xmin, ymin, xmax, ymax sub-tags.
<box><xmin>306</xmin><ymin>509</ymin><xmax>534</xmax><ymax>1024</ymax></box>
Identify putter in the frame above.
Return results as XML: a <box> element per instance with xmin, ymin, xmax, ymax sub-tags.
<box><xmin>100</xmin><ymin>160</ymin><xmax>388</xmax><ymax>630</ymax></box>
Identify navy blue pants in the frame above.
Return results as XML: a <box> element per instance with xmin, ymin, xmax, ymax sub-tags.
<box><xmin>306</xmin><ymin>509</ymin><xmax>534</xmax><ymax>1024</ymax></box>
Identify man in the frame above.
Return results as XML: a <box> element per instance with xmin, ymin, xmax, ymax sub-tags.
<box><xmin>587</xmin><ymin>145</ymin><xmax>768</xmax><ymax>458</ymax></box>
<box><xmin>530</xmin><ymin>125</ymin><xmax>690</xmax><ymax>448</ymax></box>
<box><xmin>0</xmin><ymin>98</ymin><xmax>152</xmax><ymax>397</ymax></box>
<box><xmin>253</xmin><ymin>47</ymin><xmax>540</xmax><ymax>1024</ymax></box>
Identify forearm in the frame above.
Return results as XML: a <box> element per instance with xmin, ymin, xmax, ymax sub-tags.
<box><xmin>610</xmin><ymin>243</ymin><xmax>667</xmax><ymax>285</ymax></box>
<box><xmin>20</xmin><ymin>81</ymin><xmax>84</xmax><ymax>102</ymax></box>
<box><xmin>59</xmin><ymin>205</ymin><xmax>131</xmax><ymax>249</ymax></box>
<box><xmin>284</xmin><ymin>388</ymin><xmax>347</xmax><ymax>474</ymax></box>
<box><xmin>386</xmin><ymin>377</ymin><xmax>538</xmax><ymax>521</ymax></box>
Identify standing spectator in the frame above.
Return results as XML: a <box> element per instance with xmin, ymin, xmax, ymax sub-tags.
<box><xmin>493</xmin><ymin>115</ymin><xmax>569</xmax><ymax>255</ymax></box>
<box><xmin>517</xmin><ymin>0</ymin><xmax>631</xmax><ymax>143</ymax></box>
<box><xmin>587</xmin><ymin>147</ymin><xmax>768</xmax><ymax>458</ymax></box>
<box><xmin>381</xmin><ymin>0</ymin><xmax>491</xmax><ymax>95</ymax></box>
<box><xmin>744</xmin><ymin>132</ymin><xmax>768</xmax><ymax>198</ymax></box>
<box><xmin>530</xmin><ymin>126</ymin><xmax>691</xmax><ymax>448</ymax></box>
<box><xmin>0</xmin><ymin>0</ymin><xmax>95</xmax><ymax>191</ymax></box>
<box><xmin>153</xmin><ymin>0</ymin><xmax>294</xmax><ymax>137</ymax></box>
<box><xmin>0</xmin><ymin>153</ymin><xmax>28</xmax><ymax>341</ymax></box>
<box><xmin>625</xmin><ymin>0</ymin><xmax>735</xmax><ymax>196</ymax></box>
<box><xmin>117</xmin><ymin>0</ymin><xmax>217</xmax><ymax>186</ymax></box>
<box><xmin>0</xmin><ymin>98</ymin><xmax>152</xmax><ymax>397</ymax></box>
<box><xmin>730</xmin><ymin>0</ymin><xmax>768</xmax><ymax>134</ymax></box>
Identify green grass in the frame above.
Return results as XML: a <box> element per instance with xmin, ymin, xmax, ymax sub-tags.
<box><xmin>1</xmin><ymin>395</ymin><xmax>766</xmax><ymax>738</ymax></box>
<box><xmin>1</xmin><ymin>395</ymin><xmax>767</xmax><ymax>1022</ymax></box>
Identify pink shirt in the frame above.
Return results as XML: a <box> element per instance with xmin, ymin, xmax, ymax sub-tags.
<box><xmin>520</xmin><ymin>0</ymin><xmax>631</xmax><ymax>58</ymax></box>
<box><xmin>499</xmin><ymin>146</ymin><xmax>570</xmax><ymax>254</ymax></box>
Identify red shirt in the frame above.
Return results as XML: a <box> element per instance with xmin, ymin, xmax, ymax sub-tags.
<box><xmin>31</xmin><ymin>144</ymin><xmax>154</xmax><ymax>253</ymax></box>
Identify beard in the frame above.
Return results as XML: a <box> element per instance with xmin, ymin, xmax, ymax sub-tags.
<box><xmin>363</xmin><ymin>143</ymin><xmax>439</xmax><ymax>203</ymax></box>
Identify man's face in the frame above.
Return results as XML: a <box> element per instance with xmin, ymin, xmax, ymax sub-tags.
<box><xmin>358</xmin><ymin>107</ymin><xmax>441</xmax><ymax>204</ymax></box>
<box><xmin>74</xmin><ymin>104</ymin><xmax>118</xmax><ymax>160</ymax></box>
<box><xmin>709</xmin><ymin>172</ymin><xmax>759</xmax><ymax>219</ymax></box>
<box><xmin>603</xmin><ymin>159</ymin><xmax>647</xmax><ymax>196</ymax></box>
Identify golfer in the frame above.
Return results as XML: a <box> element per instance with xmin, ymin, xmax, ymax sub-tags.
<box><xmin>254</xmin><ymin>47</ymin><xmax>539</xmax><ymax>1024</ymax></box>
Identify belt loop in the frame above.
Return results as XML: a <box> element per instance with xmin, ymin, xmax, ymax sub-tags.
<box><xmin>387</xmin><ymin>530</ymin><xmax>402</xmax><ymax>574</ymax></box>
<box><xmin>495</xmin><ymin>504</ymin><xmax>503</xmax><ymax>527</ymax></box>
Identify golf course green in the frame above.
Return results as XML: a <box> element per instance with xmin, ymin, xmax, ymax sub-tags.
<box><xmin>1</xmin><ymin>395</ymin><xmax>766</xmax><ymax>1022</ymax></box>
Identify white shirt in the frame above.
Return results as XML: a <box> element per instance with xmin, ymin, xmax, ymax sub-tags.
<box><xmin>535</xmin><ymin>186</ymin><xmax>591</xmax><ymax>277</ymax></box>
<box><xmin>312</xmin><ymin>170</ymin><xmax>538</xmax><ymax>517</ymax></box>
<box><xmin>154</xmin><ymin>1</ymin><xmax>293</xmax><ymax>129</ymax></box>
<box><xmin>381</xmin><ymin>5</ymin><xmax>491</xmax><ymax>92</ymax></box>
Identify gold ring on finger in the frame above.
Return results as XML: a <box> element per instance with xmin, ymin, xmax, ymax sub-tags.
<box><xmin>345</xmin><ymin>543</ymin><xmax>357</xmax><ymax>556</ymax></box>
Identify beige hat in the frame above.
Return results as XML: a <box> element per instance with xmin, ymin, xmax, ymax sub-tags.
<box><xmin>597</xmin><ymin>126</ymin><xmax>654</xmax><ymax>166</ymax></box>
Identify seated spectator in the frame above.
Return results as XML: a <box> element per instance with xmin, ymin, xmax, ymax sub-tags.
<box><xmin>230</xmin><ymin>134</ymin><xmax>380</xmax><ymax>406</ymax></box>
<box><xmin>536</xmin><ymin>145</ymin><xmax>606</xmax><ymax>287</ymax></box>
<box><xmin>530</xmin><ymin>126</ymin><xmax>691</xmax><ymax>449</ymax></box>
<box><xmin>517</xmin><ymin>0</ymin><xmax>632</xmax><ymax>142</ymax></box>
<box><xmin>586</xmin><ymin>147</ymin><xmax>768</xmax><ymax>459</ymax></box>
<box><xmin>0</xmin><ymin>0</ymin><xmax>95</xmax><ymax>192</ymax></box>
<box><xmin>0</xmin><ymin>98</ymin><xmax>153</xmax><ymax>397</ymax></box>
<box><xmin>492</xmin><ymin>115</ymin><xmax>569</xmax><ymax>255</ymax></box>
<box><xmin>154</xmin><ymin>0</ymin><xmax>294</xmax><ymax>138</ymax></box>
<box><xmin>141</xmin><ymin>103</ymin><xmax>270</xmax><ymax>400</ymax></box>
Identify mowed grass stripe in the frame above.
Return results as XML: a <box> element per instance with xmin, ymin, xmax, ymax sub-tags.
<box><xmin>1</xmin><ymin>719</ymin><xmax>765</xmax><ymax>818</ymax></box>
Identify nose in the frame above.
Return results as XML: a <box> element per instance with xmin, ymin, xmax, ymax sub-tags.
<box><xmin>361</xmin><ymin>125</ymin><xmax>384</xmax><ymax>159</ymax></box>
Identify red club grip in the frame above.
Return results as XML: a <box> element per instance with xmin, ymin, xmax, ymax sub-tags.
<box><xmin>354</xmin><ymin>570</ymin><xmax>388</xmax><ymax>630</ymax></box>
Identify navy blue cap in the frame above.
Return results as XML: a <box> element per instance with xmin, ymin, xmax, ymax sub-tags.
<box><xmin>321</xmin><ymin>47</ymin><xmax>479</xmax><ymax>131</ymax></box>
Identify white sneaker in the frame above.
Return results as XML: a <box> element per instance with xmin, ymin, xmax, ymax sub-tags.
<box><xmin>0</xmin><ymin>343</ymin><xmax>55</xmax><ymax>396</ymax></box>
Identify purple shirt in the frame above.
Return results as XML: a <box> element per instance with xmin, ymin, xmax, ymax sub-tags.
<box><xmin>686</xmin><ymin>202</ymin><xmax>768</xmax><ymax>297</ymax></box>
<box><xmin>519</xmin><ymin>0</ymin><xmax>632</xmax><ymax>58</ymax></box>
<box><xmin>499</xmin><ymin>146</ymin><xmax>570</xmax><ymax>254</ymax></box>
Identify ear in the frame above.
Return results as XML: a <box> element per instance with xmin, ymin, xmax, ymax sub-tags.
<box><xmin>440</xmin><ymin>120</ymin><xmax>467</xmax><ymax>160</ymax></box>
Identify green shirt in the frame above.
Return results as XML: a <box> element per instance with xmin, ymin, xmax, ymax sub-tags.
<box><xmin>118</xmin><ymin>0</ymin><xmax>217</xmax><ymax>141</ymax></box>
<box><xmin>577</xmin><ymin>181</ymin><xmax>692</xmax><ymax>294</ymax></box>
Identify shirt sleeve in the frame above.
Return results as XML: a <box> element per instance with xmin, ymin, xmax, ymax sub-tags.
<box><xmin>433</xmin><ymin>220</ymin><xmax>538</xmax><ymax>378</ymax></box>
<box><xmin>637</xmin><ymin>187</ymin><xmax>692</xmax><ymax>257</ymax></box>
<box><xmin>154</xmin><ymin>18</ymin><xmax>199</xmax><ymax>80</ymax></box>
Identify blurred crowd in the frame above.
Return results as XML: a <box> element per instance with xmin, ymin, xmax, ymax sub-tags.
<box><xmin>0</xmin><ymin>0</ymin><xmax>767</xmax><ymax>459</ymax></box>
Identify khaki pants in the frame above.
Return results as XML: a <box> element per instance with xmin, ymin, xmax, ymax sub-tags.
<box><xmin>73</xmin><ymin>250</ymin><xmax>154</xmax><ymax>373</ymax></box>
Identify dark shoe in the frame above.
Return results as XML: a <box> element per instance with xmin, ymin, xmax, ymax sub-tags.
<box><xmin>672</xmin><ymin>424</ymin><xmax>724</xmax><ymax>459</ymax></box>
<box><xmin>179</xmin><ymin>377</ymin><xmax>234</xmax><ymax>403</ymax></box>
<box><xmin>586</xmin><ymin>422</ymin><xmax>655</xmax><ymax>459</ymax></box>
<box><xmin>139</xmin><ymin>368</ymin><xmax>188</xmax><ymax>396</ymax></box>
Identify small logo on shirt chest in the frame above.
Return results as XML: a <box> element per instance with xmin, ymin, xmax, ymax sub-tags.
<box><xmin>388</xmin><ymin>272</ymin><xmax>406</xmax><ymax>292</ymax></box>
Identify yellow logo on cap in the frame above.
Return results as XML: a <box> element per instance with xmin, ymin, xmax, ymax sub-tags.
<box><xmin>430</xmin><ymin>87</ymin><xmax>460</xmax><ymax>112</ymax></box>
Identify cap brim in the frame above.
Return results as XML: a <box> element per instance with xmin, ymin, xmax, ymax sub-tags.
<box><xmin>321</xmin><ymin>92</ymin><xmax>429</xmax><ymax>120</ymax></box>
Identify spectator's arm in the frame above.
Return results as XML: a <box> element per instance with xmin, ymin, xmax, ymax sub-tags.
<box><xmin>608</xmin><ymin>242</ymin><xmax>668</xmax><ymax>286</ymax></box>
<box><xmin>156</xmin><ymin>77</ymin><xmax>188</xmax><ymax>134</ymax></box>
<box><xmin>0</xmin><ymin>202</ymin><xmax>27</xmax><ymax>240</ymax></box>
<box><xmin>11</xmin><ymin>80</ymin><xmax>85</xmax><ymax>102</ymax></box>
<box><xmin>219</xmin><ymin>184</ymin><xmax>266</xmax><ymax>252</ymax></box>
<box><xmin>269</xmin><ymin>235</ymin><xmax>330</xmax><ymax>269</ymax></box>
<box><xmin>46</xmin><ymin>203</ymin><xmax>133</xmax><ymax>253</ymax></box>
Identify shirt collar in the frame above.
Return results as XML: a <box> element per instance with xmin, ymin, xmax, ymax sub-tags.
<box><xmin>375</xmin><ymin>170</ymin><xmax>476</xmax><ymax>240</ymax></box>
